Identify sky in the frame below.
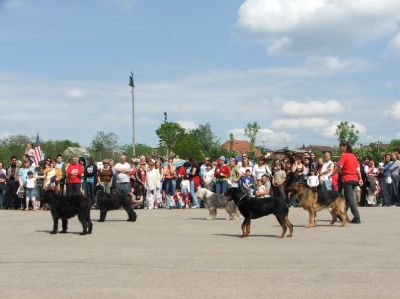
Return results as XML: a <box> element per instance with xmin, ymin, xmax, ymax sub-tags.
<box><xmin>0</xmin><ymin>0</ymin><xmax>400</xmax><ymax>149</ymax></box>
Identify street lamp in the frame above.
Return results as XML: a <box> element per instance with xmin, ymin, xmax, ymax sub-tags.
<box><xmin>129</xmin><ymin>72</ymin><xmax>135</xmax><ymax>157</ymax></box>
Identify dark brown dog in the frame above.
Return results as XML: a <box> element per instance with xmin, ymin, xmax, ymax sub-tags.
<box><xmin>287</xmin><ymin>182</ymin><xmax>348</xmax><ymax>228</ymax></box>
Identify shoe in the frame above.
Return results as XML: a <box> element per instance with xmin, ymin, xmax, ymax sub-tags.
<box><xmin>350</xmin><ymin>218</ymin><xmax>361</xmax><ymax>224</ymax></box>
<box><xmin>191</xmin><ymin>206</ymin><xmax>199</xmax><ymax>209</ymax></box>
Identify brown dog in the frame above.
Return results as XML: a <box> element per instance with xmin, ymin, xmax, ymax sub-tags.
<box><xmin>287</xmin><ymin>182</ymin><xmax>348</xmax><ymax>228</ymax></box>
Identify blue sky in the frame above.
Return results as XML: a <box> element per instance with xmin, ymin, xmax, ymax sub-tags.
<box><xmin>1</xmin><ymin>0</ymin><xmax>400</xmax><ymax>149</ymax></box>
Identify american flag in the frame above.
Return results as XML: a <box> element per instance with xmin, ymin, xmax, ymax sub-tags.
<box><xmin>33</xmin><ymin>133</ymin><xmax>42</xmax><ymax>165</ymax></box>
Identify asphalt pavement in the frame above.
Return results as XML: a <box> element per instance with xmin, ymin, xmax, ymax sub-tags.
<box><xmin>0</xmin><ymin>206</ymin><xmax>399</xmax><ymax>299</ymax></box>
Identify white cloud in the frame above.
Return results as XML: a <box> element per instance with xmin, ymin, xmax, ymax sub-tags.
<box><xmin>387</xmin><ymin>102</ymin><xmax>400</xmax><ymax>120</ymax></box>
<box><xmin>237</xmin><ymin>0</ymin><xmax>400</xmax><ymax>53</ymax></box>
<box><xmin>389</xmin><ymin>32</ymin><xmax>400</xmax><ymax>53</ymax></box>
<box><xmin>281</xmin><ymin>100</ymin><xmax>343</xmax><ymax>116</ymax></box>
<box><xmin>271</xmin><ymin>118</ymin><xmax>330</xmax><ymax>129</ymax></box>
<box><xmin>65</xmin><ymin>88</ymin><xmax>85</xmax><ymax>99</ymax></box>
<box><xmin>4</xmin><ymin>0</ymin><xmax>24</xmax><ymax>9</ymax></box>
<box><xmin>178</xmin><ymin>120</ymin><xmax>198</xmax><ymax>130</ymax></box>
<box><xmin>317</xmin><ymin>121</ymin><xmax>367</xmax><ymax>139</ymax></box>
<box><xmin>113</xmin><ymin>0</ymin><xmax>135</xmax><ymax>9</ymax></box>
<box><xmin>229</xmin><ymin>128</ymin><xmax>296</xmax><ymax>148</ymax></box>
<box><xmin>384</xmin><ymin>81</ymin><xmax>393</xmax><ymax>89</ymax></box>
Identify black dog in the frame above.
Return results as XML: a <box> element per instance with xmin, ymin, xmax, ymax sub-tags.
<box><xmin>41</xmin><ymin>190</ymin><xmax>93</xmax><ymax>235</ymax></box>
<box><xmin>95</xmin><ymin>185</ymin><xmax>137</xmax><ymax>222</ymax></box>
<box><xmin>225</xmin><ymin>188</ymin><xmax>293</xmax><ymax>238</ymax></box>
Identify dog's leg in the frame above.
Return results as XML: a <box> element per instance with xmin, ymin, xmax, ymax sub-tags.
<box><xmin>246</xmin><ymin>222</ymin><xmax>251</xmax><ymax>237</ymax></box>
<box><xmin>313</xmin><ymin>210</ymin><xmax>318</xmax><ymax>226</ymax></box>
<box><xmin>60</xmin><ymin>218</ymin><xmax>68</xmax><ymax>233</ymax></box>
<box><xmin>78</xmin><ymin>213</ymin><xmax>88</xmax><ymax>235</ymax></box>
<box><xmin>241</xmin><ymin>222</ymin><xmax>246</xmax><ymax>237</ymax></box>
<box><xmin>51</xmin><ymin>217</ymin><xmax>59</xmax><ymax>234</ymax></box>
<box><xmin>329</xmin><ymin>209</ymin><xmax>337</xmax><ymax>226</ymax></box>
<box><xmin>243</xmin><ymin>218</ymin><xmax>251</xmax><ymax>237</ymax></box>
<box><xmin>98</xmin><ymin>209</ymin><xmax>107</xmax><ymax>222</ymax></box>
<box><xmin>335</xmin><ymin>204</ymin><xmax>348</xmax><ymax>227</ymax></box>
<box><xmin>241</xmin><ymin>219</ymin><xmax>250</xmax><ymax>237</ymax></box>
<box><xmin>207</xmin><ymin>208</ymin><xmax>217</xmax><ymax>220</ymax></box>
<box><xmin>276</xmin><ymin>215</ymin><xmax>287</xmax><ymax>239</ymax></box>
<box><xmin>305</xmin><ymin>209</ymin><xmax>315</xmax><ymax>228</ymax></box>
<box><xmin>87</xmin><ymin>211</ymin><xmax>93</xmax><ymax>234</ymax></box>
<box><xmin>285</xmin><ymin>216</ymin><xmax>293</xmax><ymax>237</ymax></box>
<box><xmin>126</xmin><ymin>202</ymin><xmax>137</xmax><ymax>222</ymax></box>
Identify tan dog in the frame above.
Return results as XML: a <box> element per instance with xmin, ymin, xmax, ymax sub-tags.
<box><xmin>287</xmin><ymin>182</ymin><xmax>348</xmax><ymax>228</ymax></box>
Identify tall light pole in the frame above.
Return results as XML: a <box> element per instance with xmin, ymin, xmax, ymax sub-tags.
<box><xmin>129</xmin><ymin>72</ymin><xmax>135</xmax><ymax>157</ymax></box>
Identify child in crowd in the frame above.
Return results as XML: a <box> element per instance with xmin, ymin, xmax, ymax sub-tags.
<box><xmin>202</xmin><ymin>164</ymin><xmax>215</xmax><ymax>191</ymax></box>
<box><xmin>180</xmin><ymin>175</ymin><xmax>191</xmax><ymax>208</ymax></box>
<box><xmin>255</xmin><ymin>180</ymin><xmax>267</xmax><ymax>198</ymax></box>
<box><xmin>25</xmin><ymin>171</ymin><xmax>38</xmax><ymax>210</ymax></box>
<box><xmin>171</xmin><ymin>187</ymin><xmax>184</xmax><ymax>209</ymax></box>
<box><xmin>240</xmin><ymin>169</ymin><xmax>255</xmax><ymax>196</ymax></box>
<box><xmin>307</xmin><ymin>169</ymin><xmax>319</xmax><ymax>190</ymax></box>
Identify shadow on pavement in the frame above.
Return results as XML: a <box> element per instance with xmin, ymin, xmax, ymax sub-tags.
<box><xmin>212</xmin><ymin>233</ymin><xmax>279</xmax><ymax>238</ymax></box>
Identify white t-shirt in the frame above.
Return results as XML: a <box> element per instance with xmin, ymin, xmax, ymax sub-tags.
<box><xmin>320</xmin><ymin>160</ymin><xmax>334</xmax><ymax>181</ymax></box>
<box><xmin>252</xmin><ymin>164</ymin><xmax>272</xmax><ymax>180</ymax></box>
<box><xmin>239</xmin><ymin>166</ymin><xmax>252</xmax><ymax>176</ymax></box>
<box><xmin>181</xmin><ymin>180</ymin><xmax>190</xmax><ymax>192</ymax></box>
<box><xmin>203</xmin><ymin>170</ymin><xmax>214</xmax><ymax>185</ymax></box>
<box><xmin>114</xmin><ymin>162</ymin><xmax>131</xmax><ymax>183</ymax></box>
<box><xmin>307</xmin><ymin>175</ymin><xmax>319</xmax><ymax>188</ymax></box>
<box><xmin>26</xmin><ymin>177</ymin><xmax>36</xmax><ymax>188</ymax></box>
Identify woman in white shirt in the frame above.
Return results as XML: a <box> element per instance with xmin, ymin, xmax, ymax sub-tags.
<box><xmin>252</xmin><ymin>156</ymin><xmax>271</xmax><ymax>180</ymax></box>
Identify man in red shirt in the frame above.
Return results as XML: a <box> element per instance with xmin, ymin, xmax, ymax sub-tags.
<box><xmin>337</xmin><ymin>142</ymin><xmax>363</xmax><ymax>224</ymax></box>
<box><xmin>214</xmin><ymin>156</ymin><xmax>231</xmax><ymax>194</ymax></box>
<box><xmin>66</xmin><ymin>156</ymin><xmax>84</xmax><ymax>196</ymax></box>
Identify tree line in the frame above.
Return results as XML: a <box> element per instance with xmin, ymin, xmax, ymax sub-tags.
<box><xmin>1</xmin><ymin>121</ymin><xmax>399</xmax><ymax>164</ymax></box>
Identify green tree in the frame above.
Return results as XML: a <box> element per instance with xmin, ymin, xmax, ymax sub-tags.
<box><xmin>335</xmin><ymin>121</ymin><xmax>360</xmax><ymax>147</ymax></box>
<box><xmin>229</xmin><ymin>133</ymin><xmax>235</xmax><ymax>152</ymax></box>
<box><xmin>89</xmin><ymin>131</ymin><xmax>120</xmax><ymax>161</ymax></box>
<box><xmin>41</xmin><ymin>139</ymin><xmax>80</xmax><ymax>160</ymax></box>
<box><xmin>244</xmin><ymin>122</ymin><xmax>261</xmax><ymax>149</ymax></box>
<box><xmin>0</xmin><ymin>134</ymin><xmax>31</xmax><ymax>163</ymax></box>
<box><xmin>155</xmin><ymin>122</ymin><xmax>186</xmax><ymax>157</ymax></box>
<box><xmin>189</xmin><ymin>123</ymin><xmax>220</xmax><ymax>153</ymax></box>
<box><xmin>121</xmin><ymin>143</ymin><xmax>154</xmax><ymax>158</ymax></box>
<box><xmin>388</xmin><ymin>139</ymin><xmax>400</xmax><ymax>152</ymax></box>
<box><xmin>173</xmin><ymin>134</ymin><xmax>203</xmax><ymax>162</ymax></box>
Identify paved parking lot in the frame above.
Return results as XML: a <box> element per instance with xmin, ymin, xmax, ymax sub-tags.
<box><xmin>1</xmin><ymin>207</ymin><xmax>399</xmax><ymax>299</ymax></box>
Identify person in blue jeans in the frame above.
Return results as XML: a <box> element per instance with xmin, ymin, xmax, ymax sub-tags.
<box><xmin>214</xmin><ymin>156</ymin><xmax>230</xmax><ymax>194</ymax></box>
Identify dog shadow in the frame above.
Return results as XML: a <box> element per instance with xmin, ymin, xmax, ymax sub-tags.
<box><xmin>97</xmin><ymin>219</ymin><xmax>129</xmax><ymax>222</ymax></box>
<box><xmin>34</xmin><ymin>230</ymin><xmax>84</xmax><ymax>235</ymax></box>
<box><xmin>212</xmin><ymin>233</ymin><xmax>279</xmax><ymax>238</ymax></box>
<box><xmin>187</xmin><ymin>217</ymin><xmax>226</xmax><ymax>221</ymax></box>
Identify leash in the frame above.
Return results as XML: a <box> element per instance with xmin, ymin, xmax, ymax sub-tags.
<box><xmin>238</xmin><ymin>194</ymin><xmax>247</xmax><ymax>203</ymax></box>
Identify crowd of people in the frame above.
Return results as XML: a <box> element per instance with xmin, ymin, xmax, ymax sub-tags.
<box><xmin>0</xmin><ymin>143</ymin><xmax>399</xmax><ymax>221</ymax></box>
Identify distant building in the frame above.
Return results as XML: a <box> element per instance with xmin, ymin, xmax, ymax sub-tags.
<box><xmin>300</xmin><ymin>145</ymin><xmax>333</xmax><ymax>152</ymax></box>
<box><xmin>63</xmin><ymin>147</ymin><xmax>90</xmax><ymax>159</ymax></box>
<box><xmin>220</xmin><ymin>140</ymin><xmax>262</xmax><ymax>156</ymax></box>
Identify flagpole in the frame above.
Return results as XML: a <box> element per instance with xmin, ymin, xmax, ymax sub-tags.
<box><xmin>129</xmin><ymin>72</ymin><xmax>135</xmax><ymax>157</ymax></box>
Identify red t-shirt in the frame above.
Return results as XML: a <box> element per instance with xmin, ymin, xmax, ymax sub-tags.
<box><xmin>215</xmin><ymin>165</ymin><xmax>231</xmax><ymax>179</ymax></box>
<box><xmin>66</xmin><ymin>164</ymin><xmax>84</xmax><ymax>184</ymax></box>
<box><xmin>338</xmin><ymin>153</ymin><xmax>359</xmax><ymax>183</ymax></box>
<box><xmin>178</xmin><ymin>166</ymin><xmax>186</xmax><ymax>177</ymax></box>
